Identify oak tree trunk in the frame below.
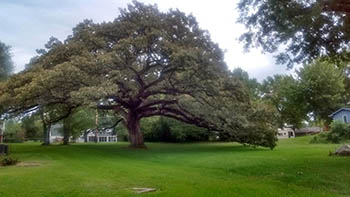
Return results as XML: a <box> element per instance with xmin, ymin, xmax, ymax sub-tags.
<box><xmin>126</xmin><ymin>115</ymin><xmax>145</xmax><ymax>148</ymax></box>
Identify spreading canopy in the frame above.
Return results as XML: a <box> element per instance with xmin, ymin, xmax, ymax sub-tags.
<box><xmin>0</xmin><ymin>1</ymin><xmax>277</xmax><ymax>148</ymax></box>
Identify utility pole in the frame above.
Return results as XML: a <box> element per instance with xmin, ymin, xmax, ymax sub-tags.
<box><xmin>95</xmin><ymin>109</ymin><xmax>99</xmax><ymax>143</ymax></box>
<box><xmin>0</xmin><ymin>121</ymin><xmax>4</xmax><ymax>144</ymax></box>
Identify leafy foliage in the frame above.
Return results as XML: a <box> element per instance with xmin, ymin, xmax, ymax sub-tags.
<box><xmin>298</xmin><ymin>59</ymin><xmax>346</xmax><ymax>123</ymax></box>
<box><xmin>260</xmin><ymin>75</ymin><xmax>306</xmax><ymax>129</ymax></box>
<box><xmin>3</xmin><ymin>120</ymin><xmax>25</xmax><ymax>143</ymax></box>
<box><xmin>0</xmin><ymin>156</ymin><xmax>18</xmax><ymax>166</ymax></box>
<box><xmin>143</xmin><ymin>117</ymin><xmax>211</xmax><ymax>142</ymax></box>
<box><xmin>237</xmin><ymin>0</ymin><xmax>350</xmax><ymax>68</ymax></box>
<box><xmin>231</xmin><ymin>68</ymin><xmax>260</xmax><ymax>99</ymax></box>
<box><xmin>21</xmin><ymin>114</ymin><xmax>43</xmax><ymax>141</ymax></box>
<box><xmin>63</xmin><ymin>108</ymin><xmax>96</xmax><ymax>140</ymax></box>
<box><xmin>311</xmin><ymin>121</ymin><xmax>350</xmax><ymax>143</ymax></box>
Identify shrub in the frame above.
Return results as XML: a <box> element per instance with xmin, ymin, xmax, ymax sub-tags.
<box><xmin>310</xmin><ymin>132</ymin><xmax>329</xmax><ymax>144</ymax></box>
<box><xmin>143</xmin><ymin>117</ymin><xmax>212</xmax><ymax>143</ymax></box>
<box><xmin>311</xmin><ymin>121</ymin><xmax>350</xmax><ymax>144</ymax></box>
<box><xmin>0</xmin><ymin>156</ymin><xmax>19</xmax><ymax>166</ymax></box>
<box><xmin>115</xmin><ymin>124</ymin><xmax>128</xmax><ymax>142</ymax></box>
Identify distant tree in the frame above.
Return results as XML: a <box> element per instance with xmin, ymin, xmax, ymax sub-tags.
<box><xmin>39</xmin><ymin>105</ymin><xmax>74</xmax><ymax>145</ymax></box>
<box><xmin>143</xmin><ymin>116</ymin><xmax>211</xmax><ymax>142</ymax></box>
<box><xmin>237</xmin><ymin>0</ymin><xmax>350</xmax><ymax>68</ymax></box>
<box><xmin>0</xmin><ymin>41</ymin><xmax>13</xmax><ymax>80</ymax></box>
<box><xmin>298</xmin><ymin>59</ymin><xmax>346</xmax><ymax>125</ymax></box>
<box><xmin>3</xmin><ymin>119</ymin><xmax>25</xmax><ymax>143</ymax></box>
<box><xmin>21</xmin><ymin>114</ymin><xmax>43</xmax><ymax>140</ymax></box>
<box><xmin>61</xmin><ymin>108</ymin><xmax>95</xmax><ymax>143</ymax></box>
<box><xmin>260</xmin><ymin>75</ymin><xmax>307</xmax><ymax>129</ymax></box>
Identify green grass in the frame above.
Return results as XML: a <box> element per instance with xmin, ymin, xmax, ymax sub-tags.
<box><xmin>0</xmin><ymin>136</ymin><xmax>349</xmax><ymax>197</ymax></box>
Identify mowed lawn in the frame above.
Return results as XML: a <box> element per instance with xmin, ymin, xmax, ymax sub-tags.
<box><xmin>0</xmin><ymin>137</ymin><xmax>349</xmax><ymax>197</ymax></box>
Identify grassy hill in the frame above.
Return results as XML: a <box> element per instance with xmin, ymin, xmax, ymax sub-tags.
<box><xmin>0</xmin><ymin>136</ymin><xmax>349</xmax><ymax>196</ymax></box>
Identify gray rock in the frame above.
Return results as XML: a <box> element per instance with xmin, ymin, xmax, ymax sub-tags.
<box><xmin>335</xmin><ymin>145</ymin><xmax>350</xmax><ymax>156</ymax></box>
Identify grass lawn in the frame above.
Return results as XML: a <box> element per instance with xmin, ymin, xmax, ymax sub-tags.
<box><xmin>0</xmin><ymin>136</ymin><xmax>349</xmax><ymax>197</ymax></box>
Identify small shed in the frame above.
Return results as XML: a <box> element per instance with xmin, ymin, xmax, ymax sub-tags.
<box><xmin>329</xmin><ymin>108</ymin><xmax>350</xmax><ymax>123</ymax></box>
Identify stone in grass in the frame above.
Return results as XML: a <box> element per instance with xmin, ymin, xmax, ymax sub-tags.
<box><xmin>132</xmin><ymin>187</ymin><xmax>157</xmax><ymax>194</ymax></box>
<box><xmin>335</xmin><ymin>144</ymin><xmax>350</xmax><ymax>156</ymax></box>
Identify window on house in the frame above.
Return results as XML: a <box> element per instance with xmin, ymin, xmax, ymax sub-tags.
<box><xmin>99</xmin><ymin>137</ymin><xmax>107</xmax><ymax>142</ymax></box>
<box><xmin>88</xmin><ymin>136</ymin><xmax>96</xmax><ymax>142</ymax></box>
<box><xmin>109</xmin><ymin>137</ymin><xmax>116</xmax><ymax>142</ymax></box>
<box><xmin>344</xmin><ymin>116</ymin><xmax>348</xmax><ymax>123</ymax></box>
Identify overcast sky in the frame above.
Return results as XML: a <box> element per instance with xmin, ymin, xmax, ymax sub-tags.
<box><xmin>0</xmin><ymin>0</ymin><xmax>293</xmax><ymax>81</ymax></box>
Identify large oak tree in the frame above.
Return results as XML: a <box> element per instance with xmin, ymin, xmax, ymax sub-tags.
<box><xmin>0</xmin><ymin>1</ymin><xmax>277</xmax><ymax>148</ymax></box>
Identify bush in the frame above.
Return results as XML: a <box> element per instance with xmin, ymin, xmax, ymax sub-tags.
<box><xmin>311</xmin><ymin>121</ymin><xmax>350</xmax><ymax>144</ymax></box>
<box><xmin>4</xmin><ymin>129</ymin><xmax>25</xmax><ymax>143</ymax></box>
<box><xmin>310</xmin><ymin>132</ymin><xmax>329</xmax><ymax>144</ymax></box>
<box><xmin>115</xmin><ymin>124</ymin><xmax>129</xmax><ymax>142</ymax></box>
<box><xmin>143</xmin><ymin>117</ymin><xmax>212</xmax><ymax>143</ymax></box>
<box><xmin>3</xmin><ymin>120</ymin><xmax>25</xmax><ymax>143</ymax></box>
<box><xmin>0</xmin><ymin>156</ymin><xmax>19</xmax><ymax>166</ymax></box>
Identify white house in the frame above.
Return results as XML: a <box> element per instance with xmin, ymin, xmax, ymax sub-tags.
<box><xmin>50</xmin><ymin>123</ymin><xmax>64</xmax><ymax>143</ymax></box>
<box><xmin>277</xmin><ymin>128</ymin><xmax>295</xmax><ymax>139</ymax></box>
<box><xmin>75</xmin><ymin>129</ymin><xmax>117</xmax><ymax>143</ymax></box>
<box><xmin>49</xmin><ymin>123</ymin><xmax>117</xmax><ymax>143</ymax></box>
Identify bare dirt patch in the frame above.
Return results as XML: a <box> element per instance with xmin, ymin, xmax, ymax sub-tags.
<box><xmin>132</xmin><ymin>187</ymin><xmax>157</xmax><ymax>194</ymax></box>
<box><xmin>16</xmin><ymin>162</ymin><xmax>41</xmax><ymax>167</ymax></box>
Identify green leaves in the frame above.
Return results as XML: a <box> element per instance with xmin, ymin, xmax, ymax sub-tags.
<box><xmin>0</xmin><ymin>41</ymin><xmax>13</xmax><ymax>81</ymax></box>
<box><xmin>261</xmin><ymin>74</ymin><xmax>307</xmax><ymax>129</ymax></box>
<box><xmin>298</xmin><ymin>59</ymin><xmax>345</xmax><ymax>123</ymax></box>
<box><xmin>237</xmin><ymin>0</ymin><xmax>350</xmax><ymax>68</ymax></box>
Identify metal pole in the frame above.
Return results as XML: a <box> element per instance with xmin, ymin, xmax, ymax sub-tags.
<box><xmin>0</xmin><ymin>120</ymin><xmax>5</xmax><ymax>144</ymax></box>
<box><xmin>95</xmin><ymin>109</ymin><xmax>99</xmax><ymax>143</ymax></box>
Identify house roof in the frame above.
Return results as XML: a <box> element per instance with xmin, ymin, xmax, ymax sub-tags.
<box><xmin>329</xmin><ymin>108</ymin><xmax>350</xmax><ymax>117</ymax></box>
<box><xmin>295</xmin><ymin>127</ymin><xmax>321</xmax><ymax>134</ymax></box>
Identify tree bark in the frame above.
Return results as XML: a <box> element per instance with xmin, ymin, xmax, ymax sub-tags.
<box><xmin>42</xmin><ymin>122</ymin><xmax>51</xmax><ymax>146</ymax></box>
<box><xmin>63</xmin><ymin>119</ymin><xmax>69</xmax><ymax>145</ymax></box>
<box><xmin>126</xmin><ymin>114</ymin><xmax>145</xmax><ymax>148</ymax></box>
<box><xmin>41</xmin><ymin>111</ymin><xmax>51</xmax><ymax>146</ymax></box>
<box><xmin>0</xmin><ymin>124</ymin><xmax>3</xmax><ymax>144</ymax></box>
<box><xmin>84</xmin><ymin>130</ymin><xmax>88</xmax><ymax>143</ymax></box>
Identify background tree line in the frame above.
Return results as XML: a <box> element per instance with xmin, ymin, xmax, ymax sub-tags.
<box><xmin>234</xmin><ymin>58</ymin><xmax>348</xmax><ymax>130</ymax></box>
